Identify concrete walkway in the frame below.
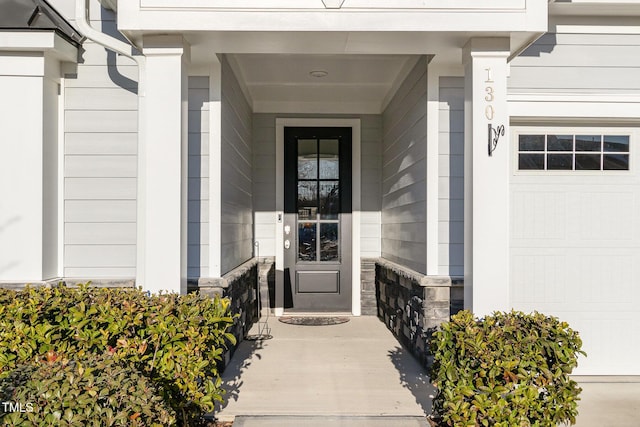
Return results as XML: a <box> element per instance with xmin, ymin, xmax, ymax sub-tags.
<box><xmin>572</xmin><ymin>377</ymin><xmax>640</xmax><ymax>427</ymax></box>
<box><xmin>216</xmin><ymin>316</ymin><xmax>640</xmax><ymax>426</ymax></box>
<box><xmin>216</xmin><ymin>316</ymin><xmax>433</xmax><ymax>423</ymax></box>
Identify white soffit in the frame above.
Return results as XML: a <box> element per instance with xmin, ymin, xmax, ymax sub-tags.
<box><xmin>226</xmin><ymin>53</ymin><xmax>419</xmax><ymax>114</ymax></box>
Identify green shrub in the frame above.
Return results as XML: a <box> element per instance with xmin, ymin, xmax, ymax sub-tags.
<box><xmin>0</xmin><ymin>352</ymin><xmax>176</xmax><ymax>426</ymax></box>
<box><xmin>0</xmin><ymin>285</ymin><xmax>237</xmax><ymax>425</ymax></box>
<box><xmin>428</xmin><ymin>310</ymin><xmax>585</xmax><ymax>427</ymax></box>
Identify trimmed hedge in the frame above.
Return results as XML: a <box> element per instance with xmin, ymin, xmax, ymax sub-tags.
<box><xmin>428</xmin><ymin>310</ymin><xmax>585</xmax><ymax>427</ymax></box>
<box><xmin>0</xmin><ymin>285</ymin><xmax>236</xmax><ymax>426</ymax></box>
<box><xmin>0</xmin><ymin>353</ymin><xmax>176</xmax><ymax>426</ymax></box>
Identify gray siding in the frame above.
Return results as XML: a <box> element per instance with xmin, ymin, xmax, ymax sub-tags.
<box><xmin>188</xmin><ymin>77</ymin><xmax>210</xmax><ymax>277</ymax></box>
<box><xmin>221</xmin><ymin>56</ymin><xmax>253</xmax><ymax>274</ymax></box>
<box><xmin>360</xmin><ymin>116</ymin><xmax>383</xmax><ymax>258</ymax></box>
<box><xmin>438</xmin><ymin>77</ymin><xmax>464</xmax><ymax>277</ymax></box>
<box><xmin>252</xmin><ymin>115</ymin><xmax>277</xmax><ymax>257</ymax></box>
<box><xmin>510</xmin><ymin>33</ymin><xmax>640</xmax><ymax>94</ymax></box>
<box><xmin>62</xmin><ymin>6</ymin><xmax>138</xmax><ymax>278</ymax></box>
<box><xmin>252</xmin><ymin>114</ymin><xmax>382</xmax><ymax>258</ymax></box>
<box><xmin>43</xmin><ymin>78</ymin><xmax>59</xmax><ymax>279</ymax></box>
<box><xmin>381</xmin><ymin>57</ymin><xmax>428</xmax><ymax>274</ymax></box>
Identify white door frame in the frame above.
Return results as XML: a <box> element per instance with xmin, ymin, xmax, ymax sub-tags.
<box><xmin>275</xmin><ymin>118</ymin><xmax>361</xmax><ymax>315</ymax></box>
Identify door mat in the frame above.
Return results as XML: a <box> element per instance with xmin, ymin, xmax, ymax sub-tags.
<box><xmin>278</xmin><ymin>316</ymin><xmax>350</xmax><ymax>326</ymax></box>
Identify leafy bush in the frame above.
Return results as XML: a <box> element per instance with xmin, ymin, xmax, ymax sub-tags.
<box><xmin>0</xmin><ymin>352</ymin><xmax>176</xmax><ymax>426</ymax></box>
<box><xmin>0</xmin><ymin>285</ymin><xmax>236</xmax><ymax>425</ymax></box>
<box><xmin>428</xmin><ymin>310</ymin><xmax>585</xmax><ymax>427</ymax></box>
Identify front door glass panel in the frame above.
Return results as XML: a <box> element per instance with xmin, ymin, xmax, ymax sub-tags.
<box><xmin>320</xmin><ymin>223</ymin><xmax>339</xmax><ymax>261</ymax></box>
<box><xmin>319</xmin><ymin>181</ymin><xmax>339</xmax><ymax>219</ymax></box>
<box><xmin>296</xmin><ymin>138</ymin><xmax>340</xmax><ymax>262</ymax></box>
<box><xmin>298</xmin><ymin>222</ymin><xmax>317</xmax><ymax>261</ymax></box>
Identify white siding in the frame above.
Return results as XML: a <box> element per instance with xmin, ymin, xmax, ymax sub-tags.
<box><xmin>438</xmin><ymin>77</ymin><xmax>464</xmax><ymax>277</ymax></box>
<box><xmin>188</xmin><ymin>76</ymin><xmax>210</xmax><ymax>277</ymax></box>
<box><xmin>509</xmin><ymin>33</ymin><xmax>640</xmax><ymax>95</ymax></box>
<box><xmin>61</xmin><ymin>4</ymin><xmax>138</xmax><ymax>278</ymax></box>
<box><xmin>381</xmin><ymin>57</ymin><xmax>428</xmax><ymax>274</ymax></box>
<box><xmin>252</xmin><ymin>114</ymin><xmax>382</xmax><ymax>259</ymax></box>
<box><xmin>220</xmin><ymin>56</ymin><xmax>253</xmax><ymax>274</ymax></box>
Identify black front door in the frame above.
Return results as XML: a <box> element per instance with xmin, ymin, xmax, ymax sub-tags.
<box><xmin>283</xmin><ymin>127</ymin><xmax>352</xmax><ymax>312</ymax></box>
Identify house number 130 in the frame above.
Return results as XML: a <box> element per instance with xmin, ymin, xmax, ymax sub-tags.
<box><xmin>484</xmin><ymin>68</ymin><xmax>494</xmax><ymax>120</ymax></box>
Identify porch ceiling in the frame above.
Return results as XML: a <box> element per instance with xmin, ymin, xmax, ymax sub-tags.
<box><xmin>184</xmin><ymin>30</ymin><xmax>478</xmax><ymax>114</ymax></box>
<box><xmin>224</xmin><ymin>53</ymin><xmax>421</xmax><ymax>114</ymax></box>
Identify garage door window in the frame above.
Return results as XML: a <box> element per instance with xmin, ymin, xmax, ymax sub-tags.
<box><xmin>518</xmin><ymin>134</ymin><xmax>629</xmax><ymax>171</ymax></box>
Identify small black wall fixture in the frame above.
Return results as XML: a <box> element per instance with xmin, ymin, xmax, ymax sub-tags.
<box><xmin>488</xmin><ymin>123</ymin><xmax>505</xmax><ymax>157</ymax></box>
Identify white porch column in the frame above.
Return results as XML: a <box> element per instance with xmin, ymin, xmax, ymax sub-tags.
<box><xmin>208</xmin><ymin>55</ymin><xmax>222</xmax><ymax>278</ymax></box>
<box><xmin>139</xmin><ymin>36</ymin><xmax>189</xmax><ymax>294</ymax></box>
<box><xmin>425</xmin><ymin>58</ymin><xmax>439</xmax><ymax>276</ymax></box>
<box><xmin>463</xmin><ymin>38</ymin><xmax>510</xmax><ymax>315</ymax></box>
<box><xmin>0</xmin><ymin>45</ymin><xmax>70</xmax><ymax>281</ymax></box>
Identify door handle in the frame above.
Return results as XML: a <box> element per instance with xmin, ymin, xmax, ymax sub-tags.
<box><xmin>284</xmin><ymin>239</ymin><xmax>290</xmax><ymax>249</ymax></box>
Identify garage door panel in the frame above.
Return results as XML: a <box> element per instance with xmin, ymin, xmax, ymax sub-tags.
<box><xmin>511</xmin><ymin>252</ymin><xmax>568</xmax><ymax>305</ymax></box>
<box><xmin>565</xmin><ymin>314</ymin><xmax>640</xmax><ymax>375</ymax></box>
<box><xmin>576</xmin><ymin>192</ymin><xmax>635</xmax><ymax>241</ymax></box>
<box><xmin>511</xmin><ymin>249</ymin><xmax>638</xmax><ymax>310</ymax></box>
<box><xmin>511</xmin><ymin>191</ymin><xmax>567</xmax><ymax>241</ymax></box>
<box><xmin>575</xmin><ymin>254</ymin><xmax>635</xmax><ymax>306</ymax></box>
<box><xmin>512</xmin><ymin>189</ymin><xmax>638</xmax><ymax>247</ymax></box>
<box><xmin>510</xmin><ymin>127</ymin><xmax>640</xmax><ymax>374</ymax></box>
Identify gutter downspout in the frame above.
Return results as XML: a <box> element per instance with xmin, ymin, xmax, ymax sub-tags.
<box><xmin>75</xmin><ymin>0</ymin><xmax>147</xmax><ymax>290</ymax></box>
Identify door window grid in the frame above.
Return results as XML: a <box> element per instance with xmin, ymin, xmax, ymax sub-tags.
<box><xmin>297</xmin><ymin>138</ymin><xmax>340</xmax><ymax>263</ymax></box>
<box><xmin>518</xmin><ymin>134</ymin><xmax>630</xmax><ymax>171</ymax></box>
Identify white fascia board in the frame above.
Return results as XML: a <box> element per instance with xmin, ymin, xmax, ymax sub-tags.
<box><xmin>139</xmin><ymin>0</ymin><xmax>526</xmax><ymax>8</ymax></box>
<box><xmin>252</xmin><ymin>100</ymin><xmax>382</xmax><ymax>114</ymax></box>
<box><xmin>0</xmin><ymin>32</ymin><xmax>78</xmax><ymax>63</ymax></box>
<box><xmin>550</xmin><ymin>2</ymin><xmax>640</xmax><ymax>17</ymax></box>
<box><xmin>552</xmin><ymin>24</ymin><xmax>640</xmax><ymax>34</ymax></box>
<box><xmin>508</xmin><ymin>94</ymin><xmax>640</xmax><ymax>120</ymax></box>
<box><xmin>121</xmin><ymin>11</ymin><xmax>546</xmax><ymax>33</ymax></box>
<box><xmin>118</xmin><ymin>0</ymin><xmax>547</xmax><ymax>33</ymax></box>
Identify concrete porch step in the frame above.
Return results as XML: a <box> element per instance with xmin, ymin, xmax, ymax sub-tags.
<box><xmin>232</xmin><ymin>415</ymin><xmax>430</xmax><ymax>427</ymax></box>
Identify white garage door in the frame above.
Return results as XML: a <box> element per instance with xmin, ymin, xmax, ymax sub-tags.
<box><xmin>510</xmin><ymin>127</ymin><xmax>640</xmax><ymax>375</ymax></box>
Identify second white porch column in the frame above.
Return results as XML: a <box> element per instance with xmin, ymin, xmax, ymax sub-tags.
<box><xmin>463</xmin><ymin>38</ymin><xmax>510</xmax><ymax>315</ymax></box>
<box><xmin>139</xmin><ymin>36</ymin><xmax>189</xmax><ymax>294</ymax></box>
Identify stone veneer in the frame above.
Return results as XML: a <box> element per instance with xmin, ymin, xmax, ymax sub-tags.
<box><xmin>374</xmin><ymin>258</ymin><xmax>457</xmax><ymax>367</ymax></box>
<box><xmin>360</xmin><ymin>258</ymin><xmax>378</xmax><ymax>315</ymax></box>
<box><xmin>188</xmin><ymin>258</ymin><xmax>260</xmax><ymax>369</ymax></box>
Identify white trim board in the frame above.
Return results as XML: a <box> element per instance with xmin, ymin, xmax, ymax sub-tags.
<box><xmin>275</xmin><ymin>118</ymin><xmax>362</xmax><ymax>316</ymax></box>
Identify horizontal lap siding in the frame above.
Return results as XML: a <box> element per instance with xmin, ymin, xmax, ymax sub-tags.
<box><xmin>188</xmin><ymin>76</ymin><xmax>210</xmax><ymax>278</ymax></box>
<box><xmin>381</xmin><ymin>57</ymin><xmax>428</xmax><ymax>274</ymax></box>
<box><xmin>509</xmin><ymin>33</ymin><xmax>640</xmax><ymax>94</ymax></box>
<box><xmin>221</xmin><ymin>56</ymin><xmax>253</xmax><ymax>274</ymax></box>
<box><xmin>63</xmin><ymin>8</ymin><xmax>138</xmax><ymax>279</ymax></box>
<box><xmin>438</xmin><ymin>77</ymin><xmax>464</xmax><ymax>277</ymax></box>
<box><xmin>360</xmin><ymin>116</ymin><xmax>383</xmax><ymax>258</ymax></box>
<box><xmin>252</xmin><ymin>115</ymin><xmax>277</xmax><ymax>257</ymax></box>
